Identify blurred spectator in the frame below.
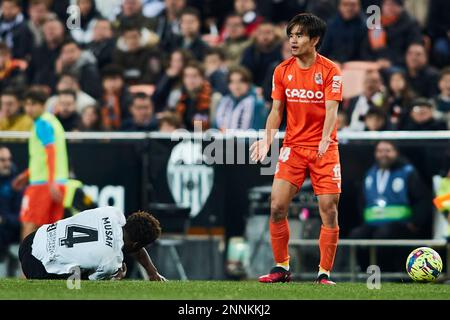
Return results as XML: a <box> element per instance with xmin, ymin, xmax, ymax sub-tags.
<box><xmin>142</xmin><ymin>0</ymin><xmax>165</xmax><ymax>18</ymax></box>
<box><xmin>99</xmin><ymin>64</ymin><xmax>132</xmax><ymax>130</ymax></box>
<box><xmin>45</xmin><ymin>71</ymin><xmax>97</xmax><ymax>115</ymax></box>
<box><xmin>426</xmin><ymin>0</ymin><xmax>450</xmax><ymax>68</ymax></box>
<box><xmin>241</xmin><ymin>22</ymin><xmax>282</xmax><ymax>87</ymax></box>
<box><xmin>204</xmin><ymin>48</ymin><xmax>228</xmax><ymax>95</ymax></box>
<box><xmin>384</xmin><ymin>71</ymin><xmax>415</xmax><ymax>129</ymax></box>
<box><xmin>114</xmin><ymin>0</ymin><xmax>157</xmax><ymax>32</ymax></box>
<box><xmin>172</xmin><ymin>62</ymin><xmax>221</xmax><ymax>130</ymax></box>
<box><xmin>306</xmin><ymin>0</ymin><xmax>339</xmax><ymax>22</ymax></box>
<box><xmin>220</xmin><ymin>13</ymin><xmax>251</xmax><ymax>66</ymax></box>
<box><xmin>233</xmin><ymin>0</ymin><xmax>263</xmax><ymax>37</ymax></box>
<box><xmin>405</xmin><ymin>43</ymin><xmax>439</xmax><ymax>98</ymax></box>
<box><xmin>214</xmin><ymin>66</ymin><xmax>266</xmax><ymax>130</ymax></box>
<box><xmin>262</xmin><ymin>38</ymin><xmax>291</xmax><ymax>102</ymax></box>
<box><xmin>0</xmin><ymin>0</ymin><xmax>31</xmax><ymax>59</ymax></box>
<box><xmin>28</xmin><ymin>16</ymin><xmax>66</xmax><ymax>92</ymax></box>
<box><xmin>153</xmin><ymin>0</ymin><xmax>186</xmax><ymax>52</ymax></box>
<box><xmin>0</xmin><ymin>87</ymin><xmax>33</xmax><ymax>131</ymax></box>
<box><xmin>363</xmin><ymin>108</ymin><xmax>390</xmax><ymax>131</ymax></box>
<box><xmin>345</xmin><ymin>70</ymin><xmax>385</xmax><ymax>131</ymax></box>
<box><xmin>70</xmin><ymin>0</ymin><xmax>103</xmax><ymax>46</ymax></box>
<box><xmin>86</xmin><ymin>19</ymin><xmax>116</xmax><ymax>70</ymax></box>
<box><xmin>55</xmin><ymin>39</ymin><xmax>102</xmax><ymax>100</ymax></box>
<box><xmin>366</xmin><ymin>0</ymin><xmax>422</xmax><ymax>68</ymax></box>
<box><xmin>349</xmin><ymin>140</ymin><xmax>432</xmax><ymax>270</ymax></box>
<box><xmin>433</xmin><ymin>67</ymin><xmax>450</xmax><ymax>128</ymax></box>
<box><xmin>168</xmin><ymin>7</ymin><xmax>209</xmax><ymax>61</ymax></box>
<box><xmin>113</xmin><ymin>22</ymin><xmax>162</xmax><ymax>85</ymax></box>
<box><xmin>401</xmin><ymin>98</ymin><xmax>447</xmax><ymax>131</ymax></box>
<box><xmin>54</xmin><ymin>89</ymin><xmax>82</xmax><ymax>132</ymax></box>
<box><xmin>337</xmin><ymin>109</ymin><xmax>350</xmax><ymax>131</ymax></box>
<box><xmin>78</xmin><ymin>105</ymin><xmax>102</xmax><ymax>131</ymax></box>
<box><xmin>0</xmin><ymin>146</ymin><xmax>21</xmax><ymax>261</ymax></box>
<box><xmin>0</xmin><ymin>42</ymin><xmax>27</xmax><ymax>91</ymax></box>
<box><xmin>25</xmin><ymin>0</ymin><xmax>49</xmax><ymax>51</ymax></box>
<box><xmin>152</xmin><ymin>48</ymin><xmax>193</xmax><ymax>112</ymax></box>
<box><xmin>120</xmin><ymin>92</ymin><xmax>158</xmax><ymax>131</ymax></box>
<box><xmin>158</xmin><ymin>110</ymin><xmax>181</xmax><ymax>132</ymax></box>
<box><xmin>320</xmin><ymin>0</ymin><xmax>368</xmax><ymax>63</ymax></box>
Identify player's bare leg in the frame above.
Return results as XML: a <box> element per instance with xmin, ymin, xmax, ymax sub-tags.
<box><xmin>259</xmin><ymin>178</ymin><xmax>298</xmax><ymax>283</ymax></box>
<box><xmin>315</xmin><ymin>193</ymin><xmax>340</xmax><ymax>285</ymax></box>
<box><xmin>21</xmin><ymin>222</ymin><xmax>39</xmax><ymax>241</ymax></box>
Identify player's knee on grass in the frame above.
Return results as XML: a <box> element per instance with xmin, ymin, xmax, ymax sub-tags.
<box><xmin>270</xmin><ymin>200</ymin><xmax>289</xmax><ymax>222</ymax></box>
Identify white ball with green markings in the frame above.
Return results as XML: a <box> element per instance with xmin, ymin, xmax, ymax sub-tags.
<box><xmin>406</xmin><ymin>247</ymin><xmax>443</xmax><ymax>282</ymax></box>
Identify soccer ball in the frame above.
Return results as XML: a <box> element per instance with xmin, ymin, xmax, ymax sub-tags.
<box><xmin>406</xmin><ymin>247</ymin><xmax>443</xmax><ymax>282</ymax></box>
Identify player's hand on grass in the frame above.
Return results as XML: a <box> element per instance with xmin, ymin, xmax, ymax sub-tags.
<box><xmin>114</xmin><ymin>263</ymin><xmax>127</xmax><ymax>280</ymax></box>
<box><xmin>149</xmin><ymin>272</ymin><xmax>168</xmax><ymax>281</ymax></box>
<box><xmin>49</xmin><ymin>183</ymin><xmax>63</xmax><ymax>203</ymax></box>
<box><xmin>250</xmin><ymin>139</ymin><xmax>270</xmax><ymax>162</ymax></box>
<box><xmin>318</xmin><ymin>137</ymin><xmax>332</xmax><ymax>158</ymax></box>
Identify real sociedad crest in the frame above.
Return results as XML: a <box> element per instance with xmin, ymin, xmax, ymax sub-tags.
<box><xmin>167</xmin><ymin>140</ymin><xmax>214</xmax><ymax>218</ymax></box>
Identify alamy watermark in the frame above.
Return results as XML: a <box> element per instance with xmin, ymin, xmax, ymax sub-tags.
<box><xmin>366</xmin><ymin>265</ymin><xmax>382</xmax><ymax>289</ymax></box>
<box><xmin>366</xmin><ymin>5</ymin><xmax>382</xmax><ymax>30</ymax></box>
<box><xmin>66</xmin><ymin>266</ymin><xmax>81</xmax><ymax>290</ymax></box>
<box><xmin>66</xmin><ymin>5</ymin><xmax>81</xmax><ymax>30</ymax></box>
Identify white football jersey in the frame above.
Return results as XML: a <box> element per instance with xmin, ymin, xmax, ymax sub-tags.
<box><xmin>32</xmin><ymin>206</ymin><xmax>126</xmax><ymax>280</ymax></box>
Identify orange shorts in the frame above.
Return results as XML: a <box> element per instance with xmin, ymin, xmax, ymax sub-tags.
<box><xmin>274</xmin><ymin>146</ymin><xmax>341</xmax><ymax>195</ymax></box>
<box><xmin>20</xmin><ymin>184</ymin><xmax>66</xmax><ymax>226</ymax></box>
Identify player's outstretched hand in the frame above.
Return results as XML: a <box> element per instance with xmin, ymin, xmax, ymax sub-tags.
<box><xmin>113</xmin><ymin>263</ymin><xmax>127</xmax><ymax>280</ymax></box>
<box><xmin>250</xmin><ymin>139</ymin><xmax>270</xmax><ymax>162</ymax></box>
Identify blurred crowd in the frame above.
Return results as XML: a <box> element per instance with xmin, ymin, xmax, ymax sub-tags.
<box><xmin>0</xmin><ymin>0</ymin><xmax>449</xmax><ymax>133</ymax></box>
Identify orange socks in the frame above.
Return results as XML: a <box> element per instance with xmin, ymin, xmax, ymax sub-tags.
<box><xmin>270</xmin><ymin>218</ymin><xmax>290</xmax><ymax>266</ymax></box>
<box><xmin>319</xmin><ymin>225</ymin><xmax>339</xmax><ymax>273</ymax></box>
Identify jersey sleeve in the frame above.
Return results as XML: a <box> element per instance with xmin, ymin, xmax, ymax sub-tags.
<box><xmin>88</xmin><ymin>258</ymin><xmax>122</xmax><ymax>280</ymax></box>
<box><xmin>324</xmin><ymin>64</ymin><xmax>343</xmax><ymax>102</ymax></box>
<box><xmin>35</xmin><ymin>119</ymin><xmax>55</xmax><ymax>146</ymax></box>
<box><xmin>107</xmin><ymin>206</ymin><xmax>126</xmax><ymax>227</ymax></box>
<box><xmin>271</xmin><ymin>64</ymin><xmax>285</xmax><ymax>101</ymax></box>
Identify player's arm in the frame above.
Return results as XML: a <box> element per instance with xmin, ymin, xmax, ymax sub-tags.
<box><xmin>36</xmin><ymin>120</ymin><xmax>62</xmax><ymax>202</ymax></box>
<box><xmin>250</xmin><ymin>99</ymin><xmax>285</xmax><ymax>162</ymax></box>
<box><xmin>132</xmin><ymin>248</ymin><xmax>167</xmax><ymax>281</ymax></box>
<box><xmin>318</xmin><ymin>100</ymin><xmax>339</xmax><ymax>157</ymax></box>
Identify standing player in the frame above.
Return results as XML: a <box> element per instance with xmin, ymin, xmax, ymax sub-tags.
<box><xmin>12</xmin><ymin>89</ymin><xmax>69</xmax><ymax>240</ymax></box>
<box><xmin>19</xmin><ymin>206</ymin><xmax>166</xmax><ymax>281</ymax></box>
<box><xmin>250</xmin><ymin>13</ymin><xmax>343</xmax><ymax>285</ymax></box>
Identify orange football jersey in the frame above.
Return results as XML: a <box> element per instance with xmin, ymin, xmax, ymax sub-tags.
<box><xmin>271</xmin><ymin>54</ymin><xmax>343</xmax><ymax>149</ymax></box>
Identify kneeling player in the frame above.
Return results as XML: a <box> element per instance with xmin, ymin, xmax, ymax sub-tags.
<box><xmin>19</xmin><ymin>206</ymin><xmax>166</xmax><ymax>281</ymax></box>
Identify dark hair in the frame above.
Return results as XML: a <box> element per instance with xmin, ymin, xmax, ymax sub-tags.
<box><xmin>286</xmin><ymin>13</ymin><xmax>327</xmax><ymax>50</ymax></box>
<box><xmin>23</xmin><ymin>89</ymin><xmax>48</xmax><ymax>105</ymax></box>
<box><xmin>375</xmin><ymin>140</ymin><xmax>399</xmax><ymax>152</ymax></box>
<box><xmin>183</xmin><ymin>61</ymin><xmax>205</xmax><ymax>78</ymax></box>
<box><xmin>365</xmin><ymin>108</ymin><xmax>386</xmax><ymax>119</ymax></box>
<box><xmin>0</xmin><ymin>42</ymin><xmax>11</xmax><ymax>55</ymax></box>
<box><xmin>180</xmin><ymin>7</ymin><xmax>201</xmax><ymax>21</ymax></box>
<box><xmin>2</xmin><ymin>0</ymin><xmax>21</xmax><ymax>7</ymax></box>
<box><xmin>0</xmin><ymin>87</ymin><xmax>20</xmax><ymax>99</ymax></box>
<box><xmin>131</xmin><ymin>92</ymin><xmax>151</xmax><ymax>105</ymax></box>
<box><xmin>158</xmin><ymin>111</ymin><xmax>182</xmax><ymax>129</ymax></box>
<box><xmin>439</xmin><ymin>67</ymin><xmax>450</xmax><ymax>81</ymax></box>
<box><xmin>227</xmin><ymin>65</ymin><xmax>252</xmax><ymax>84</ymax></box>
<box><xmin>101</xmin><ymin>64</ymin><xmax>124</xmax><ymax>79</ymax></box>
<box><xmin>58</xmin><ymin>89</ymin><xmax>77</xmax><ymax>100</ymax></box>
<box><xmin>205</xmin><ymin>47</ymin><xmax>225</xmax><ymax>61</ymax></box>
<box><xmin>411</xmin><ymin>97</ymin><xmax>433</xmax><ymax>109</ymax></box>
<box><xmin>124</xmin><ymin>211</ymin><xmax>161</xmax><ymax>247</ymax></box>
<box><xmin>61</xmin><ymin>38</ymin><xmax>80</xmax><ymax>49</ymax></box>
<box><xmin>59</xmin><ymin>71</ymin><xmax>80</xmax><ymax>82</ymax></box>
<box><xmin>120</xmin><ymin>20</ymin><xmax>141</xmax><ymax>34</ymax></box>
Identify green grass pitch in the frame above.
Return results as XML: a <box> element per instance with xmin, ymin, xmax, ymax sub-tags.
<box><xmin>0</xmin><ymin>279</ymin><xmax>449</xmax><ymax>300</ymax></box>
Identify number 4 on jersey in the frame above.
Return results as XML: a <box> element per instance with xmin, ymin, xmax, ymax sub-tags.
<box><xmin>60</xmin><ymin>225</ymin><xmax>99</xmax><ymax>248</ymax></box>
